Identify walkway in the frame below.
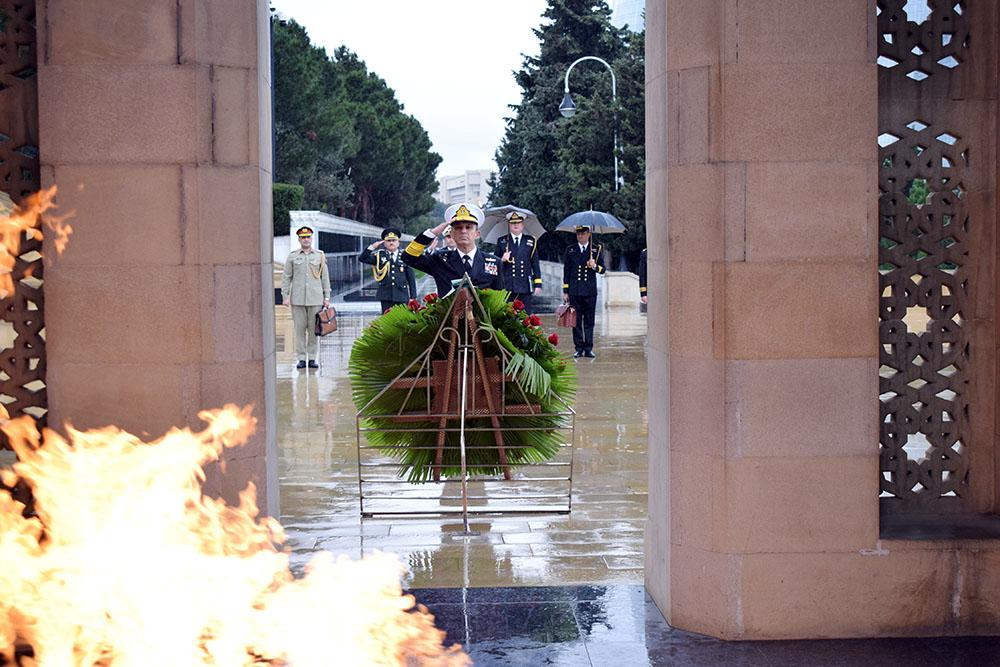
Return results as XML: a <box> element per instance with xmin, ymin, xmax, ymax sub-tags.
<box><xmin>276</xmin><ymin>305</ymin><xmax>648</xmax><ymax>589</ymax></box>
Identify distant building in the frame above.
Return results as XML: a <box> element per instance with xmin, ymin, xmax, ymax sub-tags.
<box><xmin>436</xmin><ymin>170</ymin><xmax>494</xmax><ymax>207</ymax></box>
<box><xmin>610</xmin><ymin>0</ymin><xmax>644</xmax><ymax>32</ymax></box>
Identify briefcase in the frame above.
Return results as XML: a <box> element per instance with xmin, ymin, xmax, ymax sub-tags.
<box><xmin>314</xmin><ymin>305</ymin><xmax>338</xmax><ymax>336</ymax></box>
<box><xmin>556</xmin><ymin>304</ymin><xmax>576</xmax><ymax>328</ymax></box>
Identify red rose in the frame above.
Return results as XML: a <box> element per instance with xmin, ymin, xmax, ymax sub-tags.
<box><xmin>512</xmin><ymin>299</ymin><xmax>525</xmax><ymax>312</ymax></box>
<box><xmin>407</xmin><ymin>298</ymin><xmax>423</xmax><ymax>312</ymax></box>
<box><xmin>528</xmin><ymin>314</ymin><xmax>542</xmax><ymax>326</ymax></box>
<box><xmin>424</xmin><ymin>292</ymin><xmax>438</xmax><ymax>303</ymax></box>
<box><xmin>548</xmin><ymin>332</ymin><xmax>559</xmax><ymax>345</ymax></box>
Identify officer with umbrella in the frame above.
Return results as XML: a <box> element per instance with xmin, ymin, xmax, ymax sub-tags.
<box><xmin>482</xmin><ymin>206</ymin><xmax>545</xmax><ymax>313</ymax></box>
<box><xmin>556</xmin><ymin>209</ymin><xmax>625</xmax><ymax>358</ymax></box>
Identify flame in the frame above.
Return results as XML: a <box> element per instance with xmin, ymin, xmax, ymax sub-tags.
<box><xmin>0</xmin><ymin>406</ymin><xmax>468</xmax><ymax>666</ymax></box>
<box><xmin>0</xmin><ymin>186</ymin><xmax>73</xmax><ymax>298</ymax></box>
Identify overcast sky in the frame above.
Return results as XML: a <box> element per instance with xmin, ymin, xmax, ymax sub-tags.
<box><xmin>271</xmin><ymin>0</ymin><xmax>549</xmax><ymax>179</ymax></box>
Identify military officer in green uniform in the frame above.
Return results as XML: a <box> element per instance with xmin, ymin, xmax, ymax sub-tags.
<box><xmin>359</xmin><ymin>228</ymin><xmax>417</xmax><ymax>313</ymax></box>
<box><xmin>562</xmin><ymin>225</ymin><xmax>605</xmax><ymax>358</ymax></box>
<box><xmin>281</xmin><ymin>226</ymin><xmax>331</xmax><ymax>369</ymax></box>
<box><xmin>495</xmin><ymin>211</ymin><xmax>543</xmax><ymax>313</ymax></box>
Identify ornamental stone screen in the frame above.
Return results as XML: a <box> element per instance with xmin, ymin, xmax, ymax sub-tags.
<box><xmin>877</xmin><ymin>0</ymin><xmax>997</xmax><ymax>516</ymax></box>
<box><xmin>0</xmin><ymin>0</ymin><xmax>45</xmax><ymax>439</ymax></box>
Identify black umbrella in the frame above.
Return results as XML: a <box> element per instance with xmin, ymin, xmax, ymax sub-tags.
<box><xmin>555</xmin><ymin>209</ymin><xmax>626</xmax><ymax>234</ymax></box>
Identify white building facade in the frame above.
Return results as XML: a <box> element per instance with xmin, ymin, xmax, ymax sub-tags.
<box><xmin>435</xmin><ymin>170</ymin><xmax>494</xmax><ymax>207</ymax></box>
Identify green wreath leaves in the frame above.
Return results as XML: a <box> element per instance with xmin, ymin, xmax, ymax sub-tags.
<box><xmin>350</xmin><ymin>289</ymin><xmax>576</xmax><ymax>482</ymax></box>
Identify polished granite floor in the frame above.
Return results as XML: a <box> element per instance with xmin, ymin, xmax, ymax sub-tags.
<box><xmin>275</xmin><ymin>304</ymin><xmax>648</xmax><ymax>588</ymax></box>
<box><xmin>410</xmin><ymin>585</ymin><xmax>1000</xmax><ymax>667</ymax></box>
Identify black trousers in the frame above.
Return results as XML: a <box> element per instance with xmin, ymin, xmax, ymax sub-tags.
<box><xmin>380</xmin><ymin>299</ymin><xmax>407</xmax><ymax>313</ymax></box>
<box><xmin>569</xmin><ymin>294</ymin><xmax>597</xmax><ymax>352</ymax></box>
<box><xmin>507</xmin><ymin>291</ymin><xmax>534</xmax><ymax>314</ymax></box>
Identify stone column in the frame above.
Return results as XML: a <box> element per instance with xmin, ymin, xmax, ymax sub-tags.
<box><xmin>36</xmin><ymin>1</ymin><xmax>278</xmax><ymax>516</ymax></box>
<box><xmin>647</xmin><ymin>0</ymin><xmax>880</xmax><ymax>638</ymax></box>
<box><xmin>648</xmin><ymin>0</ymin><xmax>1000</xmax><ymax>639</ymax></box>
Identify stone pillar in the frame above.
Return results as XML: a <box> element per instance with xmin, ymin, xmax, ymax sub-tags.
<box><xmin>36</xmin><ymin>1</ymin><xmax>278</xmax><ymax>516</ymax></box>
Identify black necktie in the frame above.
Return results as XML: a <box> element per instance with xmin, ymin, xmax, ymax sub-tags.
<box><xmin>462</xmin><ymin>255</ymin><xmax>472</xmax><ymax>273</ymax></box>
<box><xmin>513</xmin><ymin>238</ymin><xmax>519</xmax><ymax>250</ymax></box>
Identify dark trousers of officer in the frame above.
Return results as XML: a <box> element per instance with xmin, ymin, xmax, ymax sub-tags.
<box><xmin>507</xmin><ymin>291</ymin><xmax>533</xmax><ymax>314</ymax></box>
<box><xmin>380</xmin><ymin>299</ymin><xmax>407</xmax><ymax>313</ymax></box>
<box><xmin>569</xmin><ymin>294</ymin><xmax>597</xmax><ymax>353</ymax></box>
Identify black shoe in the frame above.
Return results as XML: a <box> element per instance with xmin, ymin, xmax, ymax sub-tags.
<box><xmin>308</xmin><ymin>360</ymin><xmax>319</xmax><ymax>369</ymax></box>
<box><xmin>584</xmin><ymin>350</ymin><xmax>596</xmax><ymax>358</ymax></box>
<box><xmin>296</xmin><ymin>360</ymin><xmax>306</xmax><ymax>369</ymax></box>
<box><xmin>573</xmin><ymin>350</ymin><xmax>583</xmax><ymax>358</ymax></box>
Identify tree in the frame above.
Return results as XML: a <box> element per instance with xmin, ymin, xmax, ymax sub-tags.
<box><xmin>490</xmin><ymin>1</ymin><xmax>645</xmax><ymax>268</ymax></box>
<box><xmin>272</xmin><ymin>183</ymin><xmax>305</xmax><ymax>236</ymax></box>
<box><xmin>271</xmin><ymin>18</ymin><xmax>441</xmax><ymax>228</ymax></box>
<box><xmin>272</xmin><ymin>19</ymin><xmax>356</xmax><ymax>212</ymax></box>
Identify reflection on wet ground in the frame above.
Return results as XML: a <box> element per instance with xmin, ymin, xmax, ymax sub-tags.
<box><xmin>276</xmin><ymin>304</ymin><xmax>648</xmax><ymax>588</ymax></box>
<box><xmin>410</xmin><ymin>585</ymin><xmax>1000</xmax><ymax>667</ymax></box>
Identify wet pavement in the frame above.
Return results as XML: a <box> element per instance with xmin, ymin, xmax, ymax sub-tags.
<box><xmin>410</xmin><ymin>585</ymin><xmax>1000</xmax><ymax>667</ymax></box>
<box><xmin>275</xmin><ymin>303</ymin><xmax>648</xmax><ymax>588</ymax></box>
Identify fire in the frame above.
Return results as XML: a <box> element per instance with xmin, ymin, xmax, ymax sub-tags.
<box><xmin>0</xmin><ymin>186</ymin><xmax>73</xmax><ymax>298</ymax></box>
<box><xmin>0</xmin><ymin>406</ymin><xmax>468</xmax><ymax>666</ymax></box>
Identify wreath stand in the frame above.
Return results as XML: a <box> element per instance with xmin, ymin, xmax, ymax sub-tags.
<box><xmin>355</xmin><ymin>277</ymin><xmax>575</xmax><ymax>530</ymax></box>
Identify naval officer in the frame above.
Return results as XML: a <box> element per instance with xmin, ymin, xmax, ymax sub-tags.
<box><xmin>495</xmin><ymin>211</ymin><xmax>543</xmax><ymax>313</ymax></box>
<box><xmin>562</xmin><ymin>225</ymin><xmax>605</xmax><ymax>358</ymax></box>
<box><xmin>402</xmin><ymin>203</ymin><xmax>503</xmax><ymax>292</ymax></box>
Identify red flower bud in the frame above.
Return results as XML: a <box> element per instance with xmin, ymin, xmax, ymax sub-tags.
<box><xmin>424</xmin><ymin>292</ymin><xmax>438</xmax><ymax>303</ymax></box>
<box><xmin>528</xmin><ymin>314</ymin><xmax>542</xmax><ymax>326</ymax></box>
<box><xmin>548</xmin><ymin>332</ymin><xmax>559</xmax><ymax>345</ymax></box>
<box><xmin>512</xmin><ymin>299</ymin><xmax>525</xmax><ymax>312</ymax></box>
<box><xmin>407</xmin><ymin>298</ymin><xmax>422</xmax><ymax>311</ymax></box>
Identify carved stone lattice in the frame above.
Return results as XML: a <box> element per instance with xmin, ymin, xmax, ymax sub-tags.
<box><xmin>877</xmin><ymin>1</ymin><xmax>971</xmax><ymax>506</ymax></box>
<box><xmin>877</xmin><ymin>0</ymin><xmax>970</xmax><ymax>82</ymax></box>
<box><xmin>0</xmin><ymin>1</ymin><xmax>45</xmax><ymax>443</ymax></box>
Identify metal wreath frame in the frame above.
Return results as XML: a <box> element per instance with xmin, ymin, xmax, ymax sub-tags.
<box><xmin>354</xmin><ymin>277</ymin><xmax>575</xmax><ymax>525</ymax></box>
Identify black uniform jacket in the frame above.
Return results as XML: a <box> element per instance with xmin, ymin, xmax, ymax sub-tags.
<box><xmin>430</xmin><ymin>248</ymin><xmax>455</xmax><ymax>296</ymax></box>
<box><xmin>638</xmin><ymin>248</ymin><xmax>647</xmax><ymax>296</ymax></box>
<box><xmin>359</xmin><ymin>247</ymin><xmax>417</xmax><ymax>302</ymax></box>
<box><xmin>495</xmin><ymin>234</ymin><xmax>543</xmax><ymax>293</ymax></box>
<box><xmin>403</xmin><ymin>231</ymin><xmax>504</xmax><ymax>291</ymax></box>
<box><xmin>563</xmin><ymin>242</ymin><xmax>606</xmax><ymax>297</ymax></box>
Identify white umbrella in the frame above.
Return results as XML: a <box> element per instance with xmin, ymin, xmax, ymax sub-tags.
<box><xmin>480</xmin><ymin>205</ymin><xmax>547</xmax><ymax>244</ymax></box>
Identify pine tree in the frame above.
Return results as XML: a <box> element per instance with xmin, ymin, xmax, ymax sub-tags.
<box><xmin>491</xmin><ymin>1</ymin><xmax>645</xmax><ymax>267</ymax></box>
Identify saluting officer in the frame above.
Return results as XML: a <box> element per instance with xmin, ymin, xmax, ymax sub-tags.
<box><xmin>428</xmin><ymin>225</ymin><xmax>456</xmax><ymax>296</ymax></box>
<box><xmin>402</xmin><ymin>203</ymin><xmax>503</xmax><ymax>292</ymax></box>
<box><xmin>495</xmin><ymin>211</ymin><xmax>543</xmax><ymax>313</ymax></box>
<box><xmin>282</xmin><ymin>225</ymin><xmax>331</xmax><ymax>369</ymax></box>
<box><xmin>638</xmin><ymin>248</ymin><xmax>648</xmax><ymax>304</ymax></box>
<box><xmin>562</xmin><ymin>225</ymin><xmax>606</xmax><ymax>358</ymax></box>
<box><xmin>359</xmin><ymin>227</ymin><xmax>417</xmax><ymax>313</ymax></box>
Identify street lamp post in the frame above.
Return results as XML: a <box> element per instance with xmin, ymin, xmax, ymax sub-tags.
<box><xmin>559</xmin><ymin>56</ymin><xmax>620</xmax><ymax>191</ymax></box>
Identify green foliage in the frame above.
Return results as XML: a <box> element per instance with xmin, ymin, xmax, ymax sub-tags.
<box><xmin>272</xmin><ymin>18</ymin><xmax>441</xmax><ymax>227</ymax></box>
<box><xmin>272</xmin><ymin>183</ymin><xmax>305</xmax><ymax>236</ymax></box>
<box><xmin>906</xmin><ymin>178</ymin><xmax>930</xmax><ymax>206</ymax></box>
<box><xmin>490</xmin><ymin>1</ymin><xmax>645</xmax><ymax>268</ymax></box>
<box><xmin>349</xmin><ymin>289</ymin><xmax>576</xmax><ymax>482</ymax></box>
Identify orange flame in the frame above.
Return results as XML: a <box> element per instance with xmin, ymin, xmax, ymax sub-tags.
<box><xmin>0</xmin><ymin>186</ymin><xmax>73</xmax><ymax>298</ymax></box>
<box><xmin>0</xmin><ymin>406</ymin><xmax>468</xmax><ymax>666</ymax></box>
